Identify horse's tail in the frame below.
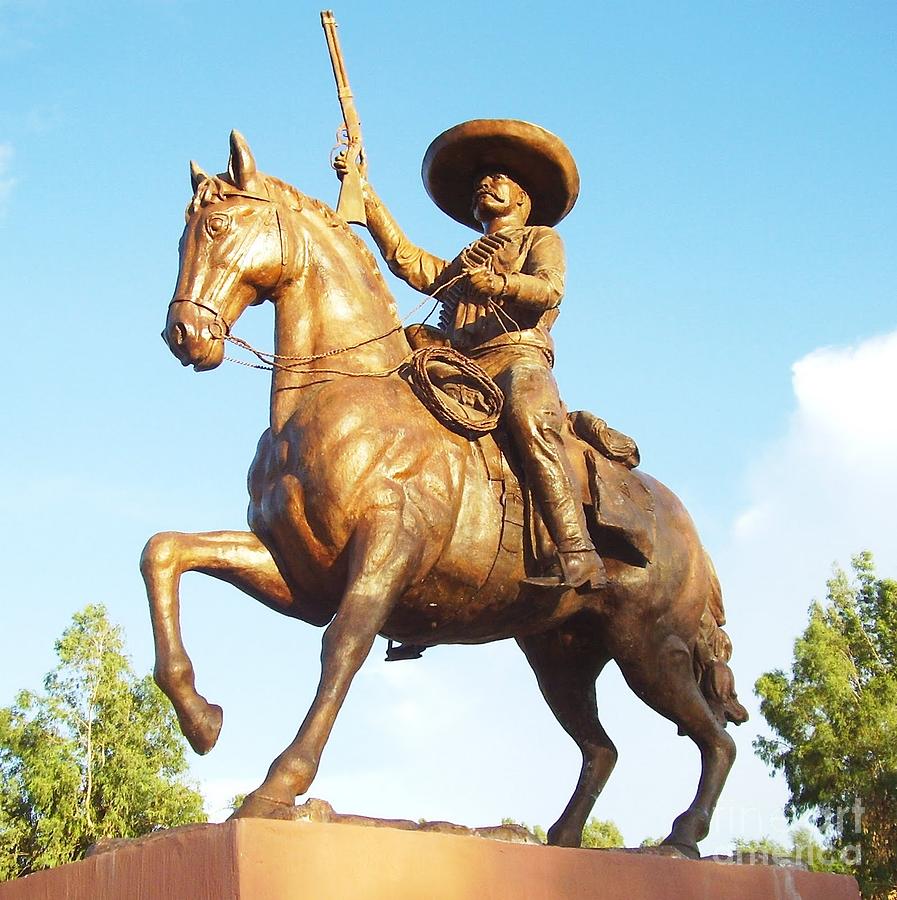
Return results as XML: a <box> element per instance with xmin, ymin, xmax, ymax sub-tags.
<box><xmin>693</xmin><ymin>551</ymin><xmax>749</xmax><ymax>727</ymax></box>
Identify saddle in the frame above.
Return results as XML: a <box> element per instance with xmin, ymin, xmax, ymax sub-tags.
<box><xmin>405</xmin><ymin>340</ymin><xmax>655</xmax><ymax>568</ymax></box>
<box><xmin>490</xmin><ymin>411</ymin><xmax>656</xmax><ymax>571</ymax></box>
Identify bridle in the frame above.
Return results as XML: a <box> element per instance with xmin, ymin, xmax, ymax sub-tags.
<box><xmin>168</xmin><ymin>188</ymin><xmax>288</xmax><ymax>341</ymax></box>
<box><xmin>167</xmin><ymin>185</ymin><xmax>442</xmax><ymax>375</ymax></box>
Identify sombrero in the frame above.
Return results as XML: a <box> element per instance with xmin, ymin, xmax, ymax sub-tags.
<box><xmin>421</xmin><ymin>119</ymin><xmax>580</xmax><ymax>231</ymax></box>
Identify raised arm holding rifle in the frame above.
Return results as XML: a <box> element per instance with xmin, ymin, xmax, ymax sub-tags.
<box><xmin>322</xmin><ymin>15</ymin><xmax>604</xmax><ymax>592</ymax></box>
<box><xmin>321</xmin><ymin>10</ymin><xmax>366</xmax><ymax>226</ymax></box>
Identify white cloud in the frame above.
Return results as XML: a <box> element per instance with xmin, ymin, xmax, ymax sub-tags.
<box><xmin>731</xmin><ymin>329</ymin><xmax>897</xmax><ymax>555</ymax></box>
<box><xmin>792</xmin><ymin>332</ymin><xmax>897</xmax><ymax>467</ymax></box>
<box><xmin>707</xmin><ymin>330</ymin><xmax>897</xmax><ymax>851</ymax></box>
<box><xmin>0</xmin><ymin>143</ymin><xmax>14</xmax><ymax>214</ymax></box>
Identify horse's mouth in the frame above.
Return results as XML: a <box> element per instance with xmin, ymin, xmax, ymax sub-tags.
<box><xmin>164</xmin><ymin>330</ymin><xmax>223</xmax><ymax>372</ymax></box>
<box><xmin>190</xmin><ymin>342</ymin><xmax>224</xmax><ymax>372</ymax></box>
<box><xmin>163</xmin><ymin>321</ymin><xmax>225</xmax><ymax>372</ymax></box>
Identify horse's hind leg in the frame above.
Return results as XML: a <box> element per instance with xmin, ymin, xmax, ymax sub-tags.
<box><xmin>617</xmin><ymin>636</ymin><xmax>736</xmax><ymax>859</ymax></box>
<box><xmin>518</xmin><ymin>621</ymin><xmax>615</xmax><ymax>847</ymax></box>
<box><xmin>140</xmin><ymin>530</ymin><xmax>293</xmax><ymax>755</ymax></box>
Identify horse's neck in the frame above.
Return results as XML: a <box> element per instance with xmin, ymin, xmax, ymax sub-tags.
<box><xmin>269</xmin><ymin>209</ymin><xmax>409</xmax><ymax>431</ymax></box>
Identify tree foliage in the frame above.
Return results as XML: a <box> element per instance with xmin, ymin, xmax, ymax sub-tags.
<box><xmin>732</xmin><ymin>835</ymin><xmax>789</xmax><ymax>860</ymax></box>
<box><xmin>638</xmin><ymin>836</ymin><xmax>663</xmax><ymax>848</ymax></box>
<box><xmin>501</xmin><ymin>817</ymin><xmax>547</xmax><ymax>844</ymax></box>
<box><xmin>0</xmin><ymin>605</ymin><xmax>206</xmax><ymax>881</ymax></box>
<box><xmin>754</xmin><ymin>553</ymin><xmax>897</xmax><ymax>898</ymax></box>
<box><xmin>732</xmin><ymin>827</ymin><xmax>845</xmax><ymax>873</ymax></box>
<box><xmin>500</xmin><ymin>816</ymin><xmax>623</xmax><ymax>848</ymax></box>
<box><xmin>580</xmin><ymin>817</ymin><xmax>624</xmax><ymax>849</ymax></box>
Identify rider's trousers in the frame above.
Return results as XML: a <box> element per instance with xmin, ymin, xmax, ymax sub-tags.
<box><xmin>473</xmin><ymin>344</ymin><xmax>595</xmax><ymax>558</ymax></box>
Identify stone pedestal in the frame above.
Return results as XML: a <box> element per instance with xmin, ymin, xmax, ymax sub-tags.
<box><xmin>0</xmin><ymin>819</ymin><xmax>861</xmax><ymax>899</ymax></box>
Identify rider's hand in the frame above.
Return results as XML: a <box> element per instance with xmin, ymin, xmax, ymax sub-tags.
<box><xmin>466</xmin><ymin>268</ymin><xmax>503</xmax><ymax>303</ymax></box>
<box><xmin>332</xmin><ymin>151</ymin><xmax>349</xmax><ymax>181</ymax></box>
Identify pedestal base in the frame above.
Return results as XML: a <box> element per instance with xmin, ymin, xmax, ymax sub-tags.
<box><xmin>0</xmin><ymin>819</ymin><xmax>861</xmax><ymax>899</ymax></box>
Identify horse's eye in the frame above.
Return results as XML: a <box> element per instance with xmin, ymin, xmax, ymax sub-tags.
<box><xmin>206</xmin><ymin>214</ymin><xmax>231</xmax><ymax>236</ymax></box>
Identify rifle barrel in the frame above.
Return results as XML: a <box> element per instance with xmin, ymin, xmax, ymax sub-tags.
<box><xmin>321</xmin><ymin>11</ymin><xmax>351</xmax><ymax>95</ymax></box>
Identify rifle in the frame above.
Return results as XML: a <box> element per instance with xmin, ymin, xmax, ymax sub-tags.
<box><xmin>320</xmin><ymin>10</ymin><xmax>367</xmax><ymax>226</ymax></box>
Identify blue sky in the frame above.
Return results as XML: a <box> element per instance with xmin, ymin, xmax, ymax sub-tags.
<box><xmin>2</xmin><ymin>1</ymin><xmax>896</xmax><ymax>853</ymax></box>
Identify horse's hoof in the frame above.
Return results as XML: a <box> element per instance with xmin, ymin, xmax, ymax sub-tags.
<box><xmin>545</xmin><ymin>824</ymin><xmax>583</xmax><ymax>848</ymax></box>
<box><xmin>182</xmin><ymin>702</ymin><xmax>223</xmax><ymax>755</ymax></box>
<box><xmin>230</xmin><ymin>792</ymin><xmax>296</xmax><ymax>821</ymax></box>
<box><xmin>660</xmin><ymin>839</ymin><xmax>700</xmax><ymax>860</ymax></box>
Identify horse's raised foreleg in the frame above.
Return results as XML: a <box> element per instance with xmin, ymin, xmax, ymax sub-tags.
<box><xmin>235</xmin><ymin>499</ymin><xmax>423</xmax><ymax>819</ymax></box>
<box><xmin>617</xmin><ymin>635</ymin><xmax>736</xmax><ymax>859</ymax></box>
<box><xmin>140</xmin><ymin>530</ymin><xmax>293</xmax><ymax>754</ymax></box>
<box><xmin>518</xmin><ymin>622</ymin><xmax>615</xmax><ymax>848</ymax></box>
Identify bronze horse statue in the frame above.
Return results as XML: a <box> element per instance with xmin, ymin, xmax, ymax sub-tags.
<box><xmin>142</xmin><ymin>131</ymin><xmax>747</xmax><ymax>856</ymax></box>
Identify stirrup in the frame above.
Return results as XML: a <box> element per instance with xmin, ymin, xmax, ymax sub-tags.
<box><xmin>522</xmin><ymin>571</ymin><xmax>568</xmax><ymax>590</ymax></box>
<box><xmin>523</xmin><ymin>551</ymin><xmax>607</xmax><ymax>592</ymax></box>
<box><xmin>385</xmin><ymin>639</ymin><xmax>427</xmax><ymax>662</ymax></box>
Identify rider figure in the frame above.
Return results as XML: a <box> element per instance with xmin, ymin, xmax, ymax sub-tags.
<box><xmin>337</xmin><ymin>119</ymin><xmax>605</xmax><ymax>592</ymax></box>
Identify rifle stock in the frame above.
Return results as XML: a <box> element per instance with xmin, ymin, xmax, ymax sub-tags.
<box><xmin>336</xmin><ymin>161</ymin><xmax>366</xmax><ymax>226</ymax></box>
<box><xmin>321</xmin><ymin>10</ymin><xmax>367</xmax><ymax>227</ymax></box>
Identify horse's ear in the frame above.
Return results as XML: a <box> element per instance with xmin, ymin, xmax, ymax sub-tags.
<box><xmin>190</xmin><ymin>160</ymin><xmax>209</xmax><ymax>193</ymax></box>
<box><xmin>228</xmin><ymin>130</ymin><xmax>259</xmax><ymax>190</ymax></box>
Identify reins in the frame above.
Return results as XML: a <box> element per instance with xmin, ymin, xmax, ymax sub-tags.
<box><xmin>208</xmin><ymin>258</ymin><xmax>467</xmax><ymax>378</ymax></box>
<box><xmin>218</xmin><ymin>288</ymin><xmax>443</xmax><ymax>376</ymax></box>
<box><xmin>173</xmin><ymin>187</ymin><xmax>480</xmax><ymax>378</ymax></box>
<box><xmin>173</xmin><ymin>187</ymin><xmax>494</xmax><ymax>381</ymax></box>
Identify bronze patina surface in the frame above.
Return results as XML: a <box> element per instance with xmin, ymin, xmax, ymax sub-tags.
<box><xmin>143</xmin><ymin>126</ymin><xmax>747</xmax><ymax>859</ymax></box>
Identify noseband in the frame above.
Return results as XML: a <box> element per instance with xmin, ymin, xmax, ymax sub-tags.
<box><xmin>168</xmin><ymin>190</ymin><xmax>288</xmax><ymax>337</ymax></box>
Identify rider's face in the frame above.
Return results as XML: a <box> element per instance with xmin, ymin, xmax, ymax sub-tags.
<box><xmin>472</xmin><ymin>173</ymin><xmax>528</xmax><ymax>225</ymax></box>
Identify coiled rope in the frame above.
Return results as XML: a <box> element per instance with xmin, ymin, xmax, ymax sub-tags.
<box><xmin>408</xmin><ymin>346</ymin><xmax>503</xmax><ymax>437</ymax></box>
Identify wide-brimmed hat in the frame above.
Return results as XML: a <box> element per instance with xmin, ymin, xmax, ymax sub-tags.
<box><xmin>421</xmin><ymin>119</ymin><xmax>580</xmax><ymax>230</ymax></box>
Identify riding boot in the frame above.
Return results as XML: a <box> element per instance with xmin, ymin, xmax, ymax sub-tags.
<box><xmin>523</xmin><ymin>542</ymin><xmax>607</xmax><ymax>591</ymax></box>
<box><xmin>558</xmin><ymin>548</ymin><xmax>607</xmax><ymax>589</ymax></box>
<box><xmin>483</xmin><ymin>352</ymin><xmax>608</xmax><ymax>593</ymax></box>
<box><xmin>520</xmin><ymin>451</ymin><xmax>607</xmax><ymax>591</ymax></box>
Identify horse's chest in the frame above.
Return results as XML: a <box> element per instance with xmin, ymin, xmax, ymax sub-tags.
<box><xmin>247</xmin><ymin>434</ymin><xmax>340</xmax><ymax>593</ymax></box>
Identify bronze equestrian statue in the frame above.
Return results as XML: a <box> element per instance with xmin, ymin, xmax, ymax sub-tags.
<box><xmin>143</xmin><ymin>128</ymin><xmax>747</xmax><ymax>858</ymax></box>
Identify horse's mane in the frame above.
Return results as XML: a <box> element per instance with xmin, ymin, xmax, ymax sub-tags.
<box><xmin>187</xmin><ymin>172</ymin><xmax>385</xmax><ymax>283</ymax></box>
<box><xmin>267</xmin><ymin>176</ymin><xmax>386</xmax><ymax>280</ymax></box>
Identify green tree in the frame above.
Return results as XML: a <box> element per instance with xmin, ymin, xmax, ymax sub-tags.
<box><xmin>580</xmin><ymin>817</ymin><xmax>624</xmax><ymax>849</ymax></box>
<box><xmin>638</xmin><ymin>836</ymin><xmax>663</xmax><ymax>848</ymax></box>
<box><xmin>754</xmin><ymin>553</ymin><xmax>897</xmax><ymax>899</ymax></box>
<box><xmin>732</xmin><ymin>835</ymin><xmax>790</xmax><ymax>862</ymax></box>
<box><xmin>501</xmin><ymin>816</ymin><xmax>624</xmax><ymax>848</ymax></box>
<box><xmin>731</xmin><ymin>828</ymin><xmax>846</xmax><ymax>872</ymax></box>
<box><xmin>501</xmin><ymin>817</ymin><xmax>547</xmax><ymax>844</ymax></box>
<box><xmin>0</xmin><ymin>605</ymin><xmax>206</xmax><ymax>881</ymax></box>
<box><xmin>789</xmin><ymin>825</ymin><xmax>848</xmax><ymax>873</ymax></box>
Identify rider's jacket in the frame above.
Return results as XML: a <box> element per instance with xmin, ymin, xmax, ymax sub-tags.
<box><xmin>363</xmin><ymin>193</ymin><xmax>565</xmax><ymax>360</ymax></box>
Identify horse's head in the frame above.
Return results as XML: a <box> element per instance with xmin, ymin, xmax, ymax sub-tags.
<box><xmin>165</xmin><ymin>131</ymin><xmax>289</xmax><ymax>371</ymax></box>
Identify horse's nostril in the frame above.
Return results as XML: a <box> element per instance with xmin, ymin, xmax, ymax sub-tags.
<box><xmin>170</xmin><ymin>323</ymin><xmax>187</xmax><ymax>347</ymax></box>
